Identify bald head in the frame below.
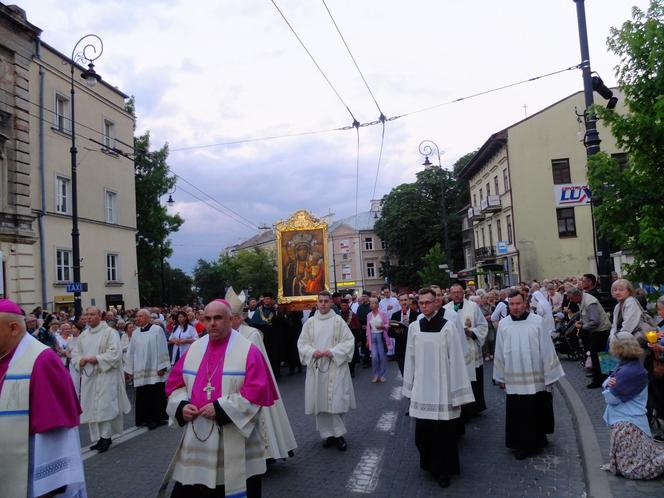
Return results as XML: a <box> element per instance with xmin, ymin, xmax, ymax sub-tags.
<box><xmin>0</xmin><ymin>311</ymin><xmax>26</xmax><ymax>356</ymax></box>
<box><xmin>203</xmin><ymin>300</ymin><xmax>232</xmax><ymax>342</ymax></box>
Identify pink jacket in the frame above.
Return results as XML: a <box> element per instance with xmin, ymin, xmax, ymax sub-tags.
<box><xmin>365</xmin><ymin>310</ymin><xmax>390</xmax><ymax>350</ymax></box>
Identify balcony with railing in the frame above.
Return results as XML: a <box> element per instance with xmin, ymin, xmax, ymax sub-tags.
<box><xmin>475</xmin><ymin>246</ymin><xmax>496</xmax><ymax>260</ymax></box>
<box><xmin>467</xmin><ymin>206</ymin><xmax>485</xmax><ymax>221</ymax></box>
<box><xmin>480</xmin><ymin>195</ymin><xmax>502</xmax><ymax>213</ymax></box>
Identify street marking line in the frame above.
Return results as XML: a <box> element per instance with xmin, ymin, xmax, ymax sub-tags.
<box><xmin>81</xmin><ymin>425</ymin><xmax>148</xmax><ymax>461</ymax></box>
<box><xmin>346</xmin><ymin>447</ymin><xmax>385</xmax><ymax>494</ymax></box>
<box><xmin>389</xmin><ymin>386</ymin><xmax>402</xmax><ymax>401</ymax></box>
<box><xmin>374</xmin><ymin>411</ymin><xmax>397</xmax><ymax>432</ymax></box>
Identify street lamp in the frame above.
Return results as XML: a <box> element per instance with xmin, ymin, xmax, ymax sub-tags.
<box><xmin>418</xmin><ymin>140</ymin><xmax>450</xmax><ymax>266</ymax></box>
<box><xmin>573</xmin><ymin>1</ymin><xmax>613</xmax><ymax>297</ymax></box>
<box><xmin>70</xmin><ymin>34</ymin><xmax>103</xmax><ymax>318</ymax></box>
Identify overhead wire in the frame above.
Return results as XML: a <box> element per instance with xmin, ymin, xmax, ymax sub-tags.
<box><xmin>269</xmin><ymin>0</ymin><xmax>359</xmax><ymax>127</ymax></box>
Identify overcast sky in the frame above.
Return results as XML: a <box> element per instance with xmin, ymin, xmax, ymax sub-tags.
<box><xmin>18</xmin><ymin>0</ymin><xmax>649</xmax><ymax>272</ymax></box>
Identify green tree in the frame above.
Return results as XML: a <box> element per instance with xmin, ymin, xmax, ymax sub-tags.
<box><xmin>134</xmin><ymin>131</ymin><xmax>184</xmax><ymax>305</ymax></box>
<box><xmin>375</xmin><ymin>153</ymin><xmax>474</xmax><ymax>288</ymax></box>
<box><xmin>417</xmin><ymin>243</ymin><xmax>450</xmax><ymax>288</ymax></box>
<box><xmin>586</xmin><ymin>0</ymin><xmax>664</xmax><ymax>283</ymax></box>
<box><xmin>193</xmin><ymin>259</ymin><xmax>227</xmax><ymax>303</ymax></box>
<box><xmin>163</xmin><ymin>264</ymin><xmax>195</xmax><ymax>306</ymax></box>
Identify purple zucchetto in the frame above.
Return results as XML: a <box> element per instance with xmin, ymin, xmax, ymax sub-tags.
<box><xmin>0</xmin><ymin>298</ymin><xmax>24</xmax><ymax>315</ymax></box>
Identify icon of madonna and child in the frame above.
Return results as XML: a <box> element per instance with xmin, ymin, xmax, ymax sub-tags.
<box><xmin>281</xmin><ymin>230</ymin><xmax>326</xmax><ymax>297</ymax></box>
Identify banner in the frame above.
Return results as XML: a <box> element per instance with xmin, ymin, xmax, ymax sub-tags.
<box><xmin>553</xmin><ymin>184</ymin><xmax>591</xmax><ymax>207</ymax></box>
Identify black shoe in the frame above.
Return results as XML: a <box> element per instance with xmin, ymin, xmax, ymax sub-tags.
<box><xmin>437</xmin><ymin>475</ymin><xmax>451</xmax><ymax>488</ymax></box>
<box><xmin>147</xmin><ymin>421</ymin><xmax>158</xmax><ymax>430</ymax></box>
<box><xmin>336</xmin><ymin>436</ymin><xmax>347</xmax><ymax>451</ymax></box>
<box><xmin>515</xmin><ymin>449</ymin><xmax>529</xmax><ymax>460</ymax></box>
<box><xmin>89</xmin><ymin>439</ymin><xmax>101</xmax><ymax>450</ymax></box>
<box><xmin>288</xmin><ymin>450</ymin><xmax>295</xmax><ymax>457</ymax></box>
<box><xmin>266</xmin><ymin>458</ymin><xmax>276</xmax><ymax>465</ymax></box>
<box><xmin>586</xmin><ymin>381</ymin><xmax>603</xmax><ymax>389</ymax></box>
<box><xmin>96</xmin><ymin>437</ymin><xmax>112</xmax><ymax>453</ymax></box>
<box><xmin>323</xmin><ymin>436</ymin><xmax>336</xmax><ymax>448</ymax></box>
<box><xmin>405</xmin><ymin>411</ymin><xmax>409</xmax><ymax>417</ymax></box>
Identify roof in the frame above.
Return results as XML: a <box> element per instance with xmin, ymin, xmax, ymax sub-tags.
<box><xmin>233</xmin><ymin>229</ymin><xmax>275</xmax><ymax>251</ymax></box>
<box><xmin>329</xmin><ymin>211</ymin><xmax>378</xmax><ymax>232</ymax></box>
<box><xmin>457</xmin><ymin>90</ymin><xmax>586</xmax><ymax>180</ymax></box>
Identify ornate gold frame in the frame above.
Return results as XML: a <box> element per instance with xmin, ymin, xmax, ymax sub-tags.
<box><xmin>275</xmin><ymin>210</ymin><xmax>330</xmax><ymax>304</ymax></box>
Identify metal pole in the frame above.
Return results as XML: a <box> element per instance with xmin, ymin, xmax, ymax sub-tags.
<box><xmin>69</xmin><ymin>63</ymin><xmax>81</xmax><ymax>319</ymax></box>
<box><xmin>418</xmin><ymin>140</ymin><xmax>450</xmax><ymax>264</ymax></box>
<box><xmin>574</xmin><ymin>0</ymin><xmax>612</xmax><ymax>295</ymax></box>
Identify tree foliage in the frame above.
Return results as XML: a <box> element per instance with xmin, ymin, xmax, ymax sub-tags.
<box><xmin>417</xmin><ymin>243</ymin><xmax>450</xmax><ymax>288</ymax></box>
<box><xmin>162</xmin><ymin>264</ymin><xmax>195</xmax><ymax>306</ymax></box>
<box><xmin>133</xmin><ymin>125</ymin><xmax>184</xmax><ymax>305</ymax></box>
<box><xmin>374</xmin><ymin>153</ymin><xmax>475</xmax><ymax>288</ymax></box>
<box><xmin>587</xmin><ymin>0</ymin><xmax>664</xmax><ymax>282</ymax></box>
<box><xmin>193</xmin><ymin>248</ymin><xmax>277</xmax><ymax>302</ymax></box>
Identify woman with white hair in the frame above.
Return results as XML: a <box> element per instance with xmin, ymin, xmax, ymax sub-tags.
<box><xmin>601</xmin><ymin>332</ymin><xmax>664</xmax><ymax>479</ymax></box>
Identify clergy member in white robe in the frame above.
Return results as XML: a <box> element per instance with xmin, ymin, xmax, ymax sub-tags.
<box><xmin>404</xmin><ymin>288</ymin><xmax>474</xmax><ymax>488</ymax></box>
<box><xmin>298</xmin><ymin>290</ymin><xmax>356</xmax><ymax>451</ymax></box>
<box><xmin>124</xmin><ymin>309</ymin><xmax>170</xmax><ymax>429</ymax></box>
<box><xmin>0</xmin><ymin>299</ymin><xmax>86</xmax><ymax>498</ymax></box>
<box><xmin>225</xmin><ymin>287</ymin><xmax>297</xmax><ymax>461</ymax></box>
<box><xmin>444</xmin><ymin>284</ymin><xmax>489</xmax><ymax>417</ymax></box>
<box><xmin>72</xmin><ymin>306</ymin><xmax>130</xmax><ymax>453</ymax></box>
<box><xmin>493</xmin><ymin>290</ymin><xmax>565</xmax><ymax>460</ymax></box>
<box><xmin>163</xmin><ymin>299</ymin><xmax>277</xmax><ymax>498</ymax></box>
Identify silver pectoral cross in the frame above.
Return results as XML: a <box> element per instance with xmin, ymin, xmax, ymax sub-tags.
<box><xmin>203</xmin><ymin>381</ymin><xmax>215</xmax><ymax>401</ymax></box>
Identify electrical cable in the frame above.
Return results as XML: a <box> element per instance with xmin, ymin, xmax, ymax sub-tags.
<box><xmin>371</xmin><ymin>116</ymin><xmax>387</xmax><ymax>201</ymax></box>
<box><xmin>269</xmin><ymin>0</ymin><xmax>359</xmax><ymax>126</ymax></box>
<box><xmin>172</xmin><ymin>173</ymin><xmax>259</xmax><ymax>229</ymax></box>
<box><xmin>174</xmin><ymin>185</ymin><xmax>258</xmax><ymax>232</ymax></box>
<box><xmin>320</xmin><ymin>0</ymin><xmax>384</xmax><ymax>117</ymax></box>
<box><xmin>353</xmin><ymin>122</ymin><xmax>360</xmax><ymax>231</ymax></box>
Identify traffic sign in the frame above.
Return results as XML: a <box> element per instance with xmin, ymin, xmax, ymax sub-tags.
<box><xmin>66</xmin><ymin>282</ymin><xmax>88</xmax><ymax>293</ymax></box>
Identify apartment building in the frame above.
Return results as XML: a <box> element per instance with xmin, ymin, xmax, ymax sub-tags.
<box><xmin>458</xmin><ymin>90</ymin><xmax>625</xmax><ymax>287</ymax></box>
<box><xmin>0</xmin><ymin>5</ymin><xmax>139</xmax><ymax>311</ymax></box>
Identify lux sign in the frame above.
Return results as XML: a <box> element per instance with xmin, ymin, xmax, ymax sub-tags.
<box><xmin>553</xmin><ymin>184</ymin><xmax>592</xmax><ymax>208</ymax></box>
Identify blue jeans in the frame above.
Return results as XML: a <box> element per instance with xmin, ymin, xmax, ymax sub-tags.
<box><xmin>371</xmin><ymin>332</ymin><xmax>387</xmax><ymax>378</ymax></box>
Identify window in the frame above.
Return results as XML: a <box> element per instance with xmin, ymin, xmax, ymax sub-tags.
<box><xmin>381</xmin><ymin>239</ymin><xmax>386</xmax><ymax>250</ymax></box>
<box><xmin>503</xmin><ymin>168</ymin><xmax>510</xmax><ymax>192</ymax></box>
<box><xmin>494</xmin><ymin>176</ymin><xmax>499</xmax><ymax>196</ymax></box>
<box><xmin>551</xmin><ymin>158</ymin><xmax>571</xmax><ymax>185</ymax></box>
<box><xmin>364</xmin><ymin>237</ymin><xmax>373</xmax><ymax>251</ymax></box>
<box><xmin>106</xmin><ymin>253</ymin><xmax>119</xmax><ymax>282</ymax></box>
<box><xmin>473</xmin><ymin>193</ymin><xmax>477</xmax><ymax>207</ymax></box>
<box><xmin>55</xmin><ymin>176</ymin><xmax>70</xmax><ymax>214</ymax></box>
<box><xmin>486</xmin><ymin>182</ymin><xmax>490</xmax><ymax>196</ymax></box>
<box><xmin>56</xmin><ymin>249</ymin><xmax>72</xmax><ymax>282</ymax></box>
<box><xmin>488</xmin><ymin>223</ymin><xmax>494</xmax><ymax>247</ymax></box>
<box><xmin>54</xmin><ymin>94</ymin><xmax>70</xmax><ymax>133</ymax></box>
<box><xmin>475</xmin><ymin>230</ymin><xmax>479</xmax><ymax>249</ymax></box>
<box><xmin>496</xmin><ymin>219</ymin><xmax>503</xmax><ymax>242</ymax></box>
<box><xmin>612</xmin><ymin>153</ymin><xmax>628</xmax><ymax>171</ymax></box>
<box><xmin>105</xmin><ymin>190</ymin><xmax>118</xmax><ymax>223</ymax></box>
<box><xmin>481</xmin><ymin>227</ymin><xmax>486</xmax><ymax>247</ymax></box>
<box><xmin>366</xmin><ymin>262</ymin><xmax>376</xmax><ymax>278</ymax></box>
<box><xmin>103</xmin><ymin>119</ymin><xmax>115</xmax><ymax>150</ymax></box>
<box><xmin>557</xmin><ymin>208</ymin><xmax>577</xmax><ymax>237</ymax></box>
<box><xmin>506</xmin><ymin>215</ymin><xmax>513</xmax><ymax>244</ymax></box>
<box><xmin>479</xmin><ymin>187</ymin><xmax>483</xmax><ymax>202</ymax></box>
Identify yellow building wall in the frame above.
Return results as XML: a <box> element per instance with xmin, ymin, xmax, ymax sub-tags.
<box><xmin>507</xmin><ymin>91</ymin><xmax>624</xmax><ymax>281</ymax></box>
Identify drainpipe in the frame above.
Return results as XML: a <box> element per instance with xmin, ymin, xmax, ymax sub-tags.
<box><xmin>36</xmin><ymin>38</ymin><xmax>48</xmax><ymax>309</ymax></box>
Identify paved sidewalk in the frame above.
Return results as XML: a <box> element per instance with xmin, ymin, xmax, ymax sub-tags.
<box><xmin>560</xmin><ymin>356</ymin><xmax>664</xmax><ymax>497</ymax></box>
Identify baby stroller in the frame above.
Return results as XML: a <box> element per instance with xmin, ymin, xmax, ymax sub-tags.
<box><xmin>553</xmin><ymin>311</ymin><xmax>585</xmax><ymax>361</ymax></box>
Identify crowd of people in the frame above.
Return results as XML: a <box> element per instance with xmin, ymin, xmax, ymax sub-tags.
<box><xmin>2</xmin><ymin>271</ymin><xmax>664</xmax><ymax>497</ymax></box>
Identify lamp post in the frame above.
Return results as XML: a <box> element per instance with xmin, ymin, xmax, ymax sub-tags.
<box><xmin>418</xmin><ymin>140</ymin><xmax>450</xmax><ymax>265</ymax></box>
<box><xmin>573</xmin><ymin>1</ymin><xmax>613</xmax><ymax>297</ymax></box>
<box><xmin>69</xmin><ymin>34</ymin><xmax>103</xmax><ymax>318</ymax></box>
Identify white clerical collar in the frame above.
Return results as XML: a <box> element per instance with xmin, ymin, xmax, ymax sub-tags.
<box><xmin>89</xmin><ymin>322</ymin><xmax>106</xmax><ymax>333</ymax></box>
<box><xmin>316</xmin><ymin>310</ymin><xmax>333</xmax><ymax>320</ymax></box>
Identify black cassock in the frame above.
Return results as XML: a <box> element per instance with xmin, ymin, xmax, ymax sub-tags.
<box><xmin>505</xmin><ymin>391</ymin><xmax>554</xmax><ymax>451</ymax></box>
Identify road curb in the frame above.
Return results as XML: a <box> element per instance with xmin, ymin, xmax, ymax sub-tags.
<box><xmin>81</xmin><ymin>425</ymin><xmax>148</xmax><ymax>461</ymax></box>
<box><xmin>556</xmin><ymin>376</ymin><xmax>613</xmax><ymax>498</ymax></box>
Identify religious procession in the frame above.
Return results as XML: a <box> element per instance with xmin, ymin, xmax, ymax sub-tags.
<box><xmin>3</xmin><ymin>0</ymin><xmax>664</xmax><ymax>497</ymax></box>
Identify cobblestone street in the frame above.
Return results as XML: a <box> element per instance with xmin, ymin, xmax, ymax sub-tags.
<box><xmin>84</xmin><ymin>360</ymin><xmax>586</xmax><ymax>497</ymax></box>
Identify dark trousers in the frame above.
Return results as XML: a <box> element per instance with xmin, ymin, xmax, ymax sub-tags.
<box><xmin>172</xmin><ymin>475</ymin><xmax>261</xmax><ymax>498</ymax></box>
<box><xmin>461</xmin><ymin>366</ymin><xmax>487</xmax><ymax>420</ymax></box>
<box><xmin>135</xmin><ymin>382</ymin><xmax>167</xmax><ymax>426</ymax></box>
<box><xmin>415</xmin><ymin>418</ymin><xmax>461</xmax><ymax>478</ymax></box>
<box><xmin>581</xmin><ymin>329</ymin><xmax>610</xmax><ymax>382</ymax></box>
<box><xmin>505</xmin><ymin>392</ymin><xmax>554</xmax><ymax>451</ymax></box>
